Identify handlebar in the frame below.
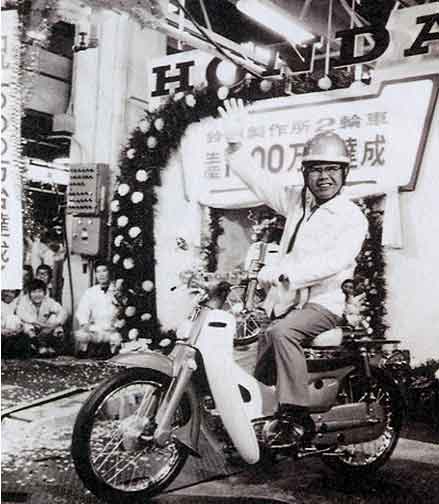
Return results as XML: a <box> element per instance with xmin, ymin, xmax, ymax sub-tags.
<box><xmin>173</xmin><ymin>271</ymin><xmax>231</xmax><ymax>304</ymax></box>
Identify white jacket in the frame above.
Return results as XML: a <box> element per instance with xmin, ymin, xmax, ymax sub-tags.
<box><xmin>229</xmin><ymin>148</ymin><xmax>368</xmax><ymax>317</ymax></box>
<box><xmin>75</xmin><ymin>284</ymin><xmax>118</xmax><ymax>328</ymax></box>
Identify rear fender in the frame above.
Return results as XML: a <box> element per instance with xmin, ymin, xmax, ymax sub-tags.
<box><xmin>111</xmin><ymin>350</ymin><xmax>202</xmax><ymax>457</ymax></box>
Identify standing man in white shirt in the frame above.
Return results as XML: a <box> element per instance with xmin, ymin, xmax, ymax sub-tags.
<box><xmin>74</xmin><ymin>260</ymin><xmax>121</xmax><ymax>359</ymax></box>
<box><xmin>219</xmin><ymin>99</ymin><xmax>368</xmax><ymax>446</ymax></box>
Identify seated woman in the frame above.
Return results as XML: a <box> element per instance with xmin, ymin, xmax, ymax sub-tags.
<box><xmin>15</xmin><ymin>279</ymin><xmax>68</xmax><ymax>357</ymax></box>
<box><xmin>1</xmin><ymin>289</ymin><xmax>29</xmax><ymax>358</ymax></box>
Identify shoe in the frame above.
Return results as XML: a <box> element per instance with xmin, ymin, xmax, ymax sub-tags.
<box><xmin>263</xmin><ymin>417</ymin><xmax>305</xmax><ymax>449</ymax></box>
<box><xmin>46</xmin><ymin>347</ymin><xmax>57</xmax><ymax>358</ymax></box>
<box><xmin>93</xmin><ymin>344</ymin><xmax>112</xmax><ymax>360</ymax></box>
<box><xmin>37</xmin><ymin>346</ymin><xmax>49</xmax><ymax>357</ymax></box>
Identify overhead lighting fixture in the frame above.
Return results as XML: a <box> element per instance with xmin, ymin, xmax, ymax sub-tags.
<box><xmin>236</xmin><ymin>0</ymin><xmax>313</xmax><ymax>44</ymax></box>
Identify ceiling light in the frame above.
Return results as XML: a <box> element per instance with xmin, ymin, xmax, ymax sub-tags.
<box><xmin>237</xmin><ymin>0</ymin><xmax>313</xmax><ymax>44</ymax></box>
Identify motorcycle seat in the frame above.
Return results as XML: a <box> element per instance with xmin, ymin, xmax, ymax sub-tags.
<box><xmin>310</xmin><ymin>327</ymin><xmax>344</xmax><ymax>347</ymax></box>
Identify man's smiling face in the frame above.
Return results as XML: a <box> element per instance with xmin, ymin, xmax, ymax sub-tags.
<box><xmin>304</xmin><ymin>163</ymin><xmax>344</xmax><ymax>203</ymax></box>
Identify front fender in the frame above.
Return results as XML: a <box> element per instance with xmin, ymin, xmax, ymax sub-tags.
<box><xmin>111</xmin><ymin>350</ymin><xmax>202</xmax><ymax>456</ymax></box>
<box><xmin>112</xmin><ymin>349</ymin><xmax>174</xmax><ymax>375</ymax></box>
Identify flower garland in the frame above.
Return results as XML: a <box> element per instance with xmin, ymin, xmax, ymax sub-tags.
<box><xmin>354</xmin><ymin>197</ymin><xmax>388</xmax><ymax>337</ymax></box>
<box><xmin>110</xmin><ymin>87</ymin><xmax>225</xmax><ymax>349</ymax></box>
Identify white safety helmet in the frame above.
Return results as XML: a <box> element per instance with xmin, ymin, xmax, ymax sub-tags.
<box><xmin>302</xmin><ymin>131</ymin><xmax>350</xmax><ymax>184</ymax></box>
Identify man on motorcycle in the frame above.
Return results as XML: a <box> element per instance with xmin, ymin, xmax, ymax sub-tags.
<box><xmin>219</xmin><ymin>99</ymin><xmax>369</xmax><ymax>446</ymax></box>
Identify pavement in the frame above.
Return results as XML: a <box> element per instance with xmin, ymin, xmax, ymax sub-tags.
<box><xmin>2</xmin><ymin>345</ymin><xmax>439</xmax><ymax>504</ymax></box>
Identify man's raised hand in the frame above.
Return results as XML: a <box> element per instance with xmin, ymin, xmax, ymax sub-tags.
<box><xmin>217</xmin><ymin>98</ymin><xmax>248</xmax><ymax>143</ymax></box>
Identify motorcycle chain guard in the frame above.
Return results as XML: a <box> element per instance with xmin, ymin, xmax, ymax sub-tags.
<box><xmin>313</xmin><ymin>401</ymin><xmax>386</xmax><ymax>446</ymax></box>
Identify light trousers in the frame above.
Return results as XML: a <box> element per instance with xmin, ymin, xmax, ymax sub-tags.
<box><xmin>254</xmin><ymin>303</ymin><xmax>341</xmax><ymax>407</ymax></box>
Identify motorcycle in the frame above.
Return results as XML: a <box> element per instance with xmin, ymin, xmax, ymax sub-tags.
<box><xmin>71</xmin><ymin>274</ymin><xmax>406</xmax><ymax>504</ymax></box>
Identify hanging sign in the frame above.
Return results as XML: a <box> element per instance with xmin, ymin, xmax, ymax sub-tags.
<box><xmin>1</xmin><ymin>10</ymin><xmax>23</xmax><ymax>289</ymax></box>
<box><xmin>181</xmin><ymin>76</ymin><xmax>438</xmax><ymax>208</ymax></box>
<box><xmin>148</xmin><ymin>5</ymin><xmax>439</xmax><ymax>103</ymax></box>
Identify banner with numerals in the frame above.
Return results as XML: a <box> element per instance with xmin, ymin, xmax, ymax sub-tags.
<box><xmin>181</xmin><ymin>77</ymin><xmax>438</xmax><ymax>208</ymax></box>
<box><xmin>1</xmin><ymin>10</ymin><xmax>23</xmax><ymax>289</ymax></box>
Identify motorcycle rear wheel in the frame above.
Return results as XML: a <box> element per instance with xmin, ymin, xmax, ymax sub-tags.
<box><xmin>71</xmin><ymin>367</ymin><xmax>190</xmax><ymax>503</ymax></box>
<box><xmin>322</xmin><ymin>369</ymin><xmax>404</xmax><ymax>477</ymax></box>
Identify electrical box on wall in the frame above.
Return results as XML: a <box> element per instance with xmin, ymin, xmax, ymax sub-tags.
<box><xmin>67</xmin><ymin>164</ymin><xmax>110</xmax><ymax>256</ymax></box>
<box><xmin>71</xmin><ymin>216</ymin><xmax>104</xmax><ymax>256</ymax></box>
<box><xmin>67</xmin><ymin>163</ymin><xmax>109</xmax><ymax>216</ymax></box>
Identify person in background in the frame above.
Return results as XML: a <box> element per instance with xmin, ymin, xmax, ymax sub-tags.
<box><xmin>341</xmin><ymin>278</ymin><xmax>366</xmax><ymax>328</ymax></box>
<box><xmin>36</xmin><ymin>264</ymin><xmax>54</xmax><ymax>297</ymax></box>
<box><xmin>74</xmin><ymin>260</ymin><xmax>122</xmax><ymax>359</ymax></box>
<box><xmin>31</xmin><ymin>227</ymin><xmax>66</xmax><ymax>302</ymax></box>
<box><xmin>22</xmin><ymin>265</ymin><xmax>34</xmax><ymax>295</ymax></box>
<box><xmin>1</xmin><ymin>289</ymin><xmax>30</xmax><ymax>358</ymax></box>
<box><xmin>15</xmin><ymin>279</ymin><xmax>67</xmax><ymax>357</ymax></box>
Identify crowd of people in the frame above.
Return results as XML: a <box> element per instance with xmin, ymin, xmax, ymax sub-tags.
<box><xmin>1</xmin><ymin>260</ymin><xmax>122</xmax><ymax>360</ymax></box>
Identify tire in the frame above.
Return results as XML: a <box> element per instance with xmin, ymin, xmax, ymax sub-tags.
<box><xmin>71</xmin><ymin>367</ymin><xmax>190</xmax><ymax>503</ymax></box>
<box><xmin>322</xmin><ymin>368</ymin><xmax>404</xmax><ymax>477</ymax></box>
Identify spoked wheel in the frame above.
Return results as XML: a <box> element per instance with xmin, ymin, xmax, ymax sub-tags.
<box><xmin>224</xmin><ymin>285</ymin><xmax>267</xmax><ymax>347</ymax></box>
<box><xmin>323</xmin><ymin>369</ymin><xmax>404</xmax><ymax>477</ymax></box>
<box><xmin>71</xmin><ymin>368</ymin><xmax>190</xmax><ymax>503</ymax></box>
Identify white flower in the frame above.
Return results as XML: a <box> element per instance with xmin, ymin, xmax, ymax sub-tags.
<box><xmin>217</xmin><ymin>86</ymin><xmax>229</xmax><ymax>100</ymax></box>
<box><xmin>125</xmin><ymin>306</ymin><xmax>136</xmax><ymax>317</ymax></box>
<box><xmin>123</xmin><ymin>257</ymin><xmax>135</xmax><ymax>269</ymax></box>
<box><xmin>110</xmin><ymin>200</ymin><xmax>120</xmax><ymax>212</ymax></box>
<box><xmin>128</xmin><ymin>226</ymin><xmax>141</xmax><ymax>238</ymax></box>
<box><xmin>117</xmin><ymin>215</ymin><xmax>128</xmax><ymax>227</ymax></box>
<box><xmin>159</xmin><ymin>338</ymin><xmax>172</xmax><ymax>347</ymax></box>
<box><xmin>173</xmin><ymin>91</ymin><xmax>184</xmax><ymax>101</ymax></box>
<box><xmin>131</xmin><ymin>191</ymin><xmax>144</xmax><ymax>204</ymax></box>
<box><xmin>114</xmin><ymin>318</ymin><xmax>125</xmax><ymax>328</ymax></box>
<box><xmin>128</xmin><ymin>328</ymin><xmax>139</xmax><ymax>340</ymax></box>
<box><xmin>141</xmin><ymin>313</ymin><xmax>152</xmax><ymax>321</ymax></box>
<box><xmin>185</xmin><ymin>94</ymin><xmax>196</xmax><ymax>107</ymax></box>
<box><xmin>154</xmin><ymin>117</ymin><xmax>164</xmax><ymax>131</ymax></box>
<box><xmin>139</xmin><ymin>118</ymin><xmax>150</xmax><ymax>133</ymax></box>
<box><xmin>112</xmin><ymin>254</ymin><xmax>120</xmax><ymax>264</ymax></box>
<box><xmin>126</xmin><ymin>148</ymin><xmax>136</xmax><ymax>159</ymax></box>
<box><xmin>147</xmin><ymin>136</ymin><xmax>157</xmax><ymax>149</ymax></box>
<box><xmin>136</xmin><ymin>169</ymin><xmax>149</xmax><ymax>182</ymax></box>
<box><xmin>114</xmin><ymin>235</ymin><xmax>123</xmax><ymax>247</ymax></box>
<box><xmin>142</xmin><ymin>280</ymin><xmax>154</xmax><ymax>292</ymax></box>
<box><xmin>109</xmin><ymin>332</ymin><xmax>122</xmax><ymax>346</ymax></box>
<box><xmin>118</xmin><ymin>184</ymin><xmax>130</xmax><ymax>196</ymax></box>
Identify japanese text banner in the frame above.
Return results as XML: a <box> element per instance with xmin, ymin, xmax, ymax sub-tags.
<box><xmin>181</xmin><ymin>78</ymin><xmax>436</xmax><ymax>208</ymax></box>
<box><xmin>1</xmin><ymin>10</ymin><xmax>23</xmax><ymax>289</ymax></box>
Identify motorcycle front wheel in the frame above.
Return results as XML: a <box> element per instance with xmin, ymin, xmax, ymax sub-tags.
<box><xmin>322</xmin><ymin>368</ymin><xmax>404</xmax><ymax>477</ymax></box>
<box><xmin>71</xmin><ymin>367</ymin><xmax>190</xmax><ymax>503</ymax></box>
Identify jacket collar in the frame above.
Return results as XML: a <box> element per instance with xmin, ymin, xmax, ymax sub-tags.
<box><xmin>305</xmin><ymin>188</ymin><xmax>349</xmax><ymax>215</ymax></box>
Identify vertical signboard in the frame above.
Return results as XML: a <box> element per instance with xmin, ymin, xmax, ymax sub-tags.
<box><xmin>1</xmin><ymin>10</ymin><xmax>23</xmax><ymax>289</ymax></box>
